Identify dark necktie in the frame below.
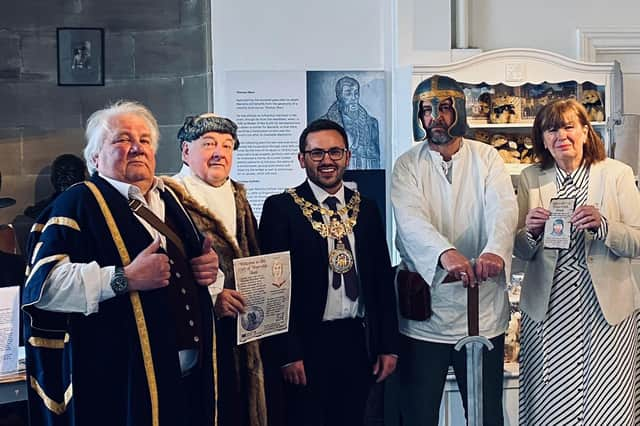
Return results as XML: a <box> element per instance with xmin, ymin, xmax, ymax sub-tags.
<box><xmin>324</xmin><ymin>196</ymin><xmax>359</xmax><ymax>301</ymax></box>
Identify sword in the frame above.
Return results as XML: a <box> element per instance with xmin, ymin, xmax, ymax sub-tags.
<box><xmin>454</xmin><ymin>275</ymin><xmax>494</xmax><ymax>426</ymax></box>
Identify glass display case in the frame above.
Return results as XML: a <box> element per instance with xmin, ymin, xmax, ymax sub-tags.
<box><xmin>413</xmin><ymin>48</ymin><xmax>623</xmax><ymax>177</ymax></box>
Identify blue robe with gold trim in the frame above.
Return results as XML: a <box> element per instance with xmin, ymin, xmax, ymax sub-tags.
<box><xmin>22</xmin><ymin>174</ymin><xmax>216</xmax><ymax>426</ymax></box>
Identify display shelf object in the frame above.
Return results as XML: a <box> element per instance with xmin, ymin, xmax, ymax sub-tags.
<box><xmin>413</xmin><ymin>48</ymin><xmax>623</xmax><ymax>175</ymax></box>
<box><xmin>468</xmin><ymin>121</ymin><xmax>606</xmax><ymax>129</ymax></box>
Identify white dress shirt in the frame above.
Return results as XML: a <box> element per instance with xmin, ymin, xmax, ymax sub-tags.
<box><xmin>306</xmin><ymin>179</ymin><xmax>364</xmax><ymax>320</ymax></box>
<box><xmin>391</xmin><ymin>139</ymin><xmax>518</xmax><ymax>343</ymax></box>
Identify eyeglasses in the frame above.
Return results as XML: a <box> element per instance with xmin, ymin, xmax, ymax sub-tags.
<box><xmin>302</xmin><ymin>148</ymin><xmax>348</xmax><ymax>162</ymax></box>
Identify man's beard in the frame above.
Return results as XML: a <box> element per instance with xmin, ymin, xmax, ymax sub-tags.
<box><xmin>426</xmin><ymin>128</ymin><xmax>453</xmax><ymax>145</ymax></box>
<box><xmin>339</xmin><ymin>101</ymin><xmax>358</xmax><ymax>117</ymax></box>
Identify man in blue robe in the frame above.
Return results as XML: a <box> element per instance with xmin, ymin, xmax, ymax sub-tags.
<box><xmin>22</xmin><ymin>101</ymin><xmax>220</xmax><ymax>426</ymax></box>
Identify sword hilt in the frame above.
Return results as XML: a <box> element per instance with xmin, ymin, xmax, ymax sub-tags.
<box><xmin>468</xmin><ymin>284</ymin><xmax>479</xmax><ymax>336</ymax></box>
<box><xmin>454</xmin><ymin>335</ymin><xmax>494</xmax><ymax>352</ymax></box>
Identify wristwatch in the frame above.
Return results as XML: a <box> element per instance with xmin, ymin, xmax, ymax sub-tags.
<box><xmin>110</xmin><ymin>266</ymin><xmax>129</xmax><ymax>295</ymax></box>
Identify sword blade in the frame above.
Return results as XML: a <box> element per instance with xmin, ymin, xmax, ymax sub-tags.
<box><xmin>455</xmin><ymin>336</ymin><xmax>494</xmax><ymax>426</ymax></box>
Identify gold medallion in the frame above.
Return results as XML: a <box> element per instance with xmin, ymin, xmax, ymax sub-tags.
<box><xmin>328</xmin><ymin>241</ymin><xmax>354</xmax><ymax>274</ymax></box>
<box><xmin>329</xmin><ymin>217</ymin><xmax>347</xmax><ymax>240</ymax></box>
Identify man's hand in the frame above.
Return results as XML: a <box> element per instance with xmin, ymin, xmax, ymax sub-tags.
<box><xmin>190</xmin><ymin>236</ymin><xmax>219</xmax><ymax>287</ymax></box>
<box><xmin>525</xmin><ymin>207</ymin><xmax>550</xmax><ymax>238</ymax></box>
<box><xmin>125</xmin><ymin>238</ymin><xmax>170</xmax><ymax>291</ymax></box>
<box><xmin>474</xmin><ymin>252</ymin><xmax>504</xmax><ymax>282</ymax></box>
<box><xmin>439</xmin><ymin>249</ymin><xmax>476</xmax><ymax>287</ymax></box>
<box><xmin>214</xmin><ymin>289</ymin><xmax>247</xmax><ymax>318</ymax></box>
<box><xmin>282</xmin><ymin>360</ymin><xmax>307</xmax><ymax>386</ymax></box>
<box><xmin>372</xmin><ymin>354</ymin><xmax>397</xmax><ymax>383</ymax></box>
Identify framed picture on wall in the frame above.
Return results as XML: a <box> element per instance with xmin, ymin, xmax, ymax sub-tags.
<box><xmin>57</xmin><ymin>27</ymin><xmax>104</xmax><ymax>86</ymax></box>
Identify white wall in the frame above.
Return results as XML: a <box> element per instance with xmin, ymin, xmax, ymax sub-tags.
<box><xmin>468</xmin><ymin>0</ymin><xmax>640</xmax><ymax>58</ymax></box>
<box><xmin>213</xmin><ymin>0</ymin><xmax>640</xmax><ymax>82</ymax></box>
<box><xmin>395</xmin><ymin>0</ymin><xmax>640</xmax><ymax>65</ymax></box>
<box><xmin>397</xmin><ymin>0</ymin><xmax>453</xmax><ymax>65</ymax></box>
<box><xmin>211</xmin><ymin>0</ymin><xmax>389</xmax><ymax>107</ymax></box>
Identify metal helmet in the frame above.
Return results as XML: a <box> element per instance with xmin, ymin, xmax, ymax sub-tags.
<box><xmin>412</xmin><ymin>75</ymin><xmax>468</xmax><ymax>142</ymax></box>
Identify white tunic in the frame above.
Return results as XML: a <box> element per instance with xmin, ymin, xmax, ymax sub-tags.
<box><xmin>391</xmin><ymin>139</ymin><xmax>518</xmax><ymax>343</ymax></box>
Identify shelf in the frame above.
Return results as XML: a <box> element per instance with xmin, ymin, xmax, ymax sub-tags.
<box><xmin>469</xmin><ymin>122</ymin><xmax>533</xmax><ymax>129</ymax></box>
<box><xmin>469</xmin><ymin>120</ymin><xmax>606</xmax><ymax>129</ymax></box>
<box><xmin>412</xmin><ymin>48</ymin><xmax>621</xmax><ymax>172</ymax></box>
<box><xmin>505</xmin><ymin>163</ymin><xmax>531</xmax><ymax>175</ymax></box>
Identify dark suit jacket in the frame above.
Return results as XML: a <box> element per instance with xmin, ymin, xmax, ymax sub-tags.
<box><xmin>259</xmin><ymin>181</ymin><xmax>398</xmax><ymax>366</ymax></box>
<box><xmin>0</xmin><ymin>251</ymin><xmax>25</xmax><ymax>287</ymax></box>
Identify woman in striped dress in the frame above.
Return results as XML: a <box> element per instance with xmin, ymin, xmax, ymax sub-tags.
<box><xmin>514</xmin><ymin>99</ymin><xmax>640</xmax><ymax>425</ymax></box>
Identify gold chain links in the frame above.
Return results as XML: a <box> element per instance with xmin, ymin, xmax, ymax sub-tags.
<box><xmin>287</xmin><ymin>188</ymin><xmax>360</xmax><ymax>239</ymax></box>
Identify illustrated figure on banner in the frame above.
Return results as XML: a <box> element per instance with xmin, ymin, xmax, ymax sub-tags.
<box><xmin>320</xmin><ymin>76</ymin><xmax>380</xmax><ymax>169</ymax></box>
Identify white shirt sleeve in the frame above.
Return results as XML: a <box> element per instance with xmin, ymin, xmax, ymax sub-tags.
<box><xmin>208</xmin><ymin>268</ymin><xmax>225</xmax><ymax>304</ymax></box>
<box><xmin>391</xmin><ymin>152</ymin><xmax>454</xmax><ymax>286</ymax></box>
<box><xmin>36</xmin><ymin>262</ymin><xmax>227</xmax><ymax>313</ymax></box>
<box><xmin>35</xmin><ymin>260</ymin><xmax>116</xmax><ymax>315</ymax></box>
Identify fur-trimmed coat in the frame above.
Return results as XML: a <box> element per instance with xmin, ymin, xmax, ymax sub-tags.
<box><xmin>163</xmin><ymin>177</ymin><xmax>267</xmax><ymax>426</ymax></box>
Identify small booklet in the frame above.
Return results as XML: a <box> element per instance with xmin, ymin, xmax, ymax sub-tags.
<box><xmin>0</xmin><ymin>286</ymin><xmax>20</xmax><ymax>375</ymax></box>
<box><xmin>233</xmin><ymin>251</ymin><xmax>292</xmax><ymax>345</ymax></box>
<box><xmin>543</xmin><ymin>198</ymin><xmax>576</xmax><ymax>249</ymax></box>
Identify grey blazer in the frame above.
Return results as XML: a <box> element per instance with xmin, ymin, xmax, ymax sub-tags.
<box><xmin>514</xmin><ymin>158</ymin><xmax>640</xmax><ymax>325</ymax></box>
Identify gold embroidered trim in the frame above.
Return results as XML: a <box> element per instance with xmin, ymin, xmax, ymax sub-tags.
<box><xmin>29</xmin><ymin>376</ymin><xmax>73</xmax><ymax>415</ymax></box>
<box><xmin>84</xmin><ymin>181</ymin><xmax>159</xmax><ymax>426</ymax></box>
<box><xmin>31</xmin><ymin>242</ymin><xmax>43</xmax><ymax>265</ymax></box>
<box><xmin>25</xmin><ymin>254</ymin><xmax>69</xmax><ymax>288</ymax></box>
<box><xmin>28</xmin><ymin>334</ymin><xmax>70</xmax><ymax>349</ymax></box>
<box><xmin>84</xmin><ymin>182</ymin><xmax>130</xmax><ymax>265</ymax></box>
<box><xmin>412</xmin><ymin>75</ymin><xmax>466</xmax><ymax>102</ymax></box>
<box><xmin>30</xmin><ymin>223</ymin><xmax>44</xmax><ymax>233</ymax></box>
<box><xmin>413</xmin><ymin>90</ymin><xmax>465</xmax><ymax>102</ymax></box>
<box><xmin>42</xmin><ymin>217</ymin><xmax>81</xmax><ymax>233</ymax></box>
<box><xmin>287</xmin><ymin>188</ymin><xmax>360</xmax><ymax>239</ymax></box>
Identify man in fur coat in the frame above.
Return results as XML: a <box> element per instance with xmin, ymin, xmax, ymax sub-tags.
<box><xmin>163</xmin><ymin>113</ymin><xmax>267</xmax><ymax>426</ymax></box>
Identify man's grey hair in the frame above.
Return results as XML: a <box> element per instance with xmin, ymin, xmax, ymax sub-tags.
<box><xmin>335</xmin><ymin>76</ymin><xmax>360</xmax><ymax>99</ymax></box>
<box><xmin>83</xmin><ymin>100</ymin><xmax>160</xmax><ymax>175</ymax></box>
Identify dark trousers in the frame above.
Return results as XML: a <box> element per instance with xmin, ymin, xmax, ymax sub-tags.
<box><xmin>387</xmin><ymin>333</ymin><xmax>505</xmax><ymax>426</ymax></box>
<box><xmin>181</xmin><ymin>366</ymin><xmax>206</xmax><ymax>426</ymax></box>
<box><xmin>284</xmin><ymin>319</ymin><xmax>373</xmax><ymax>426</ymax></box>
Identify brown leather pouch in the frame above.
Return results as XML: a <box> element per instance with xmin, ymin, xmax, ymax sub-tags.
<box><xmin>396</xmin><ymin>269</ymin><xmax>432</xmax><ymax>321</ymax></box>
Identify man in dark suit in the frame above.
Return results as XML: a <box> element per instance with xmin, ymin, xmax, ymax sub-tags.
<box><xmin>259</xmin><ymin>119</ymin><xmax>398</xmax><ymax>426</ymax></box>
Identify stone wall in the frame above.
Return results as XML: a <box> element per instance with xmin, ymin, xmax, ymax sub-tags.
<box><xmin>0</xmin><ymin>0</ymin><xmax>212</xmax><ymax>228</ymax></box>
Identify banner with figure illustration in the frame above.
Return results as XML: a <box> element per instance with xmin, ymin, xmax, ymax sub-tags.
<box><xmin>224</xmin><ymin>70</ymin><xmax>386</xmax><ymax>220</ymax></box>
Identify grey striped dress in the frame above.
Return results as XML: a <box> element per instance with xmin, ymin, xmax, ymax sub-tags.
<box><xmin>519</xmin><ymin>164</ymin><xmax>640</xmax><ymax>425</ymax></box>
